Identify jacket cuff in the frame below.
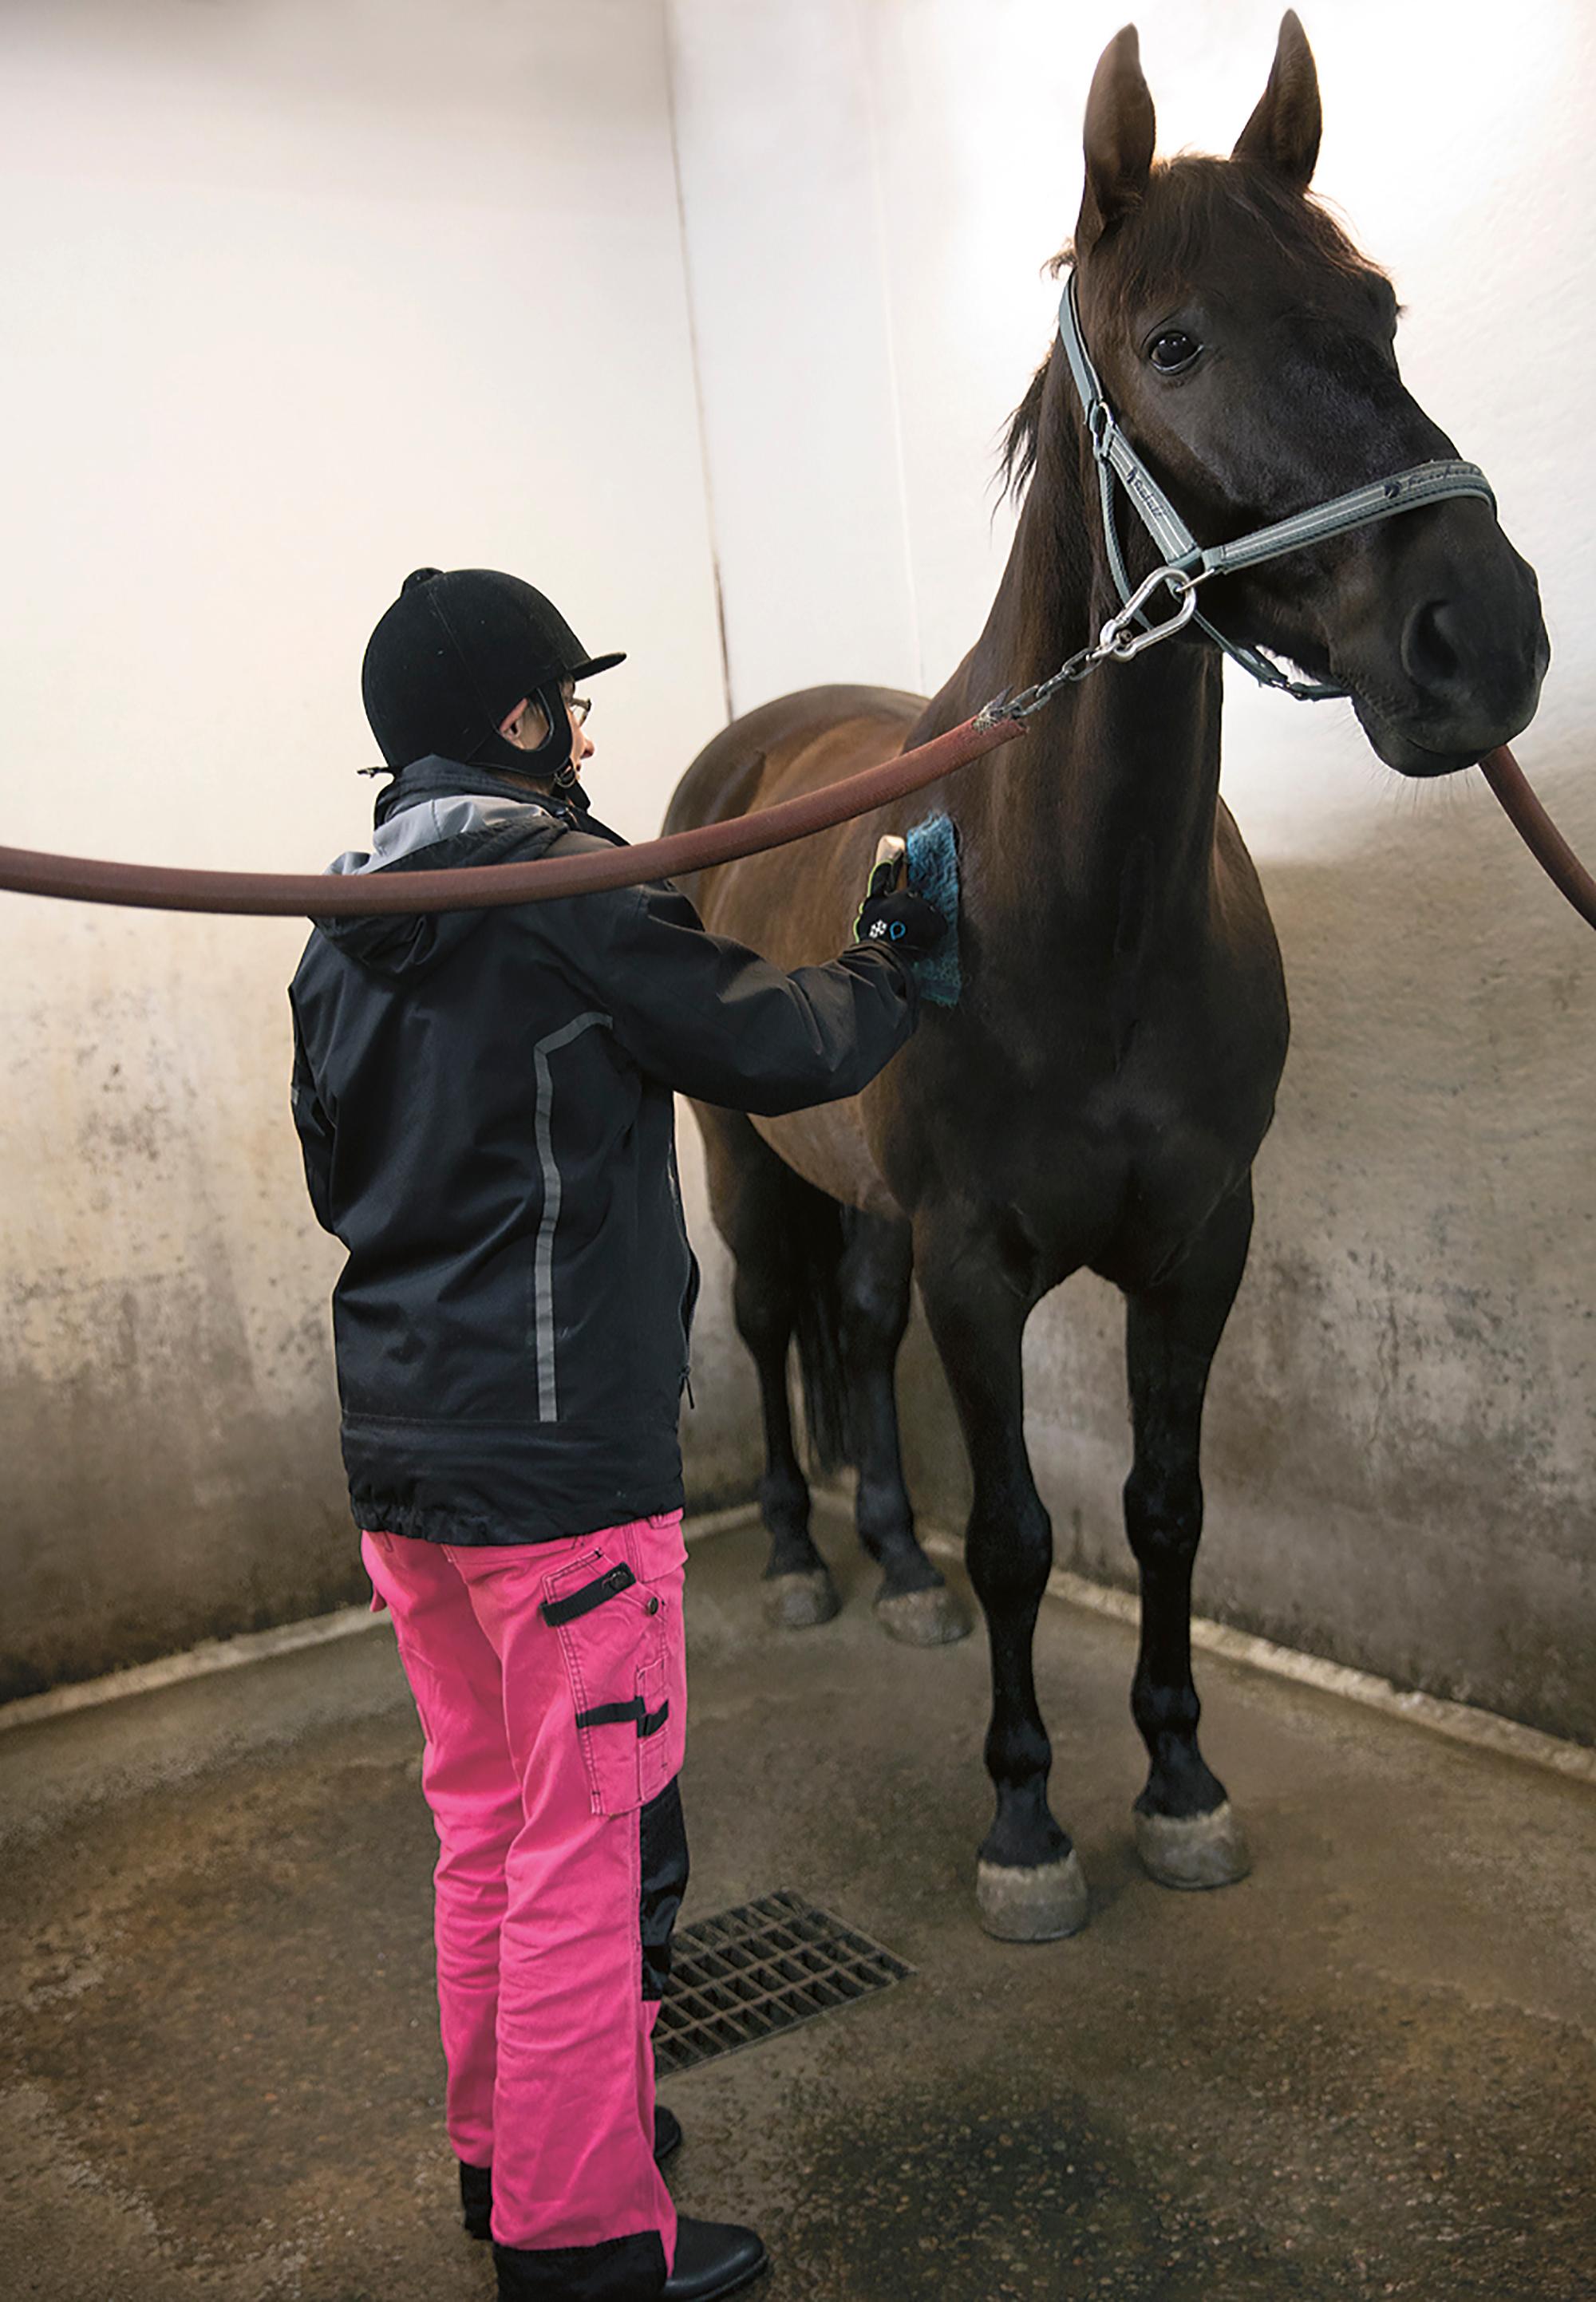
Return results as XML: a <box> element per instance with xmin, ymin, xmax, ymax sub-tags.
<box><xmin>850</xmin><ymin>938</ymin><xmax>922</xmax><ymax>1015</ymax></box>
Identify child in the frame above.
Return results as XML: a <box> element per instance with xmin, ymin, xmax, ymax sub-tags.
<box><xmin>289</xmin><ymin>567</ymin><xmax>942</xmax><ymax>2302</ymax></box>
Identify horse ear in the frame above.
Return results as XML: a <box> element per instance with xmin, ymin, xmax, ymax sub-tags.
<box><xmin>1232</xmin><ymin>10</ymin><xmax>1322</xmax><ymax>188</ymax></box>
<box><xmin>1076</xmin><ymin>25</ymin><xmax>1156</xmax><ymax>256</ymax></box>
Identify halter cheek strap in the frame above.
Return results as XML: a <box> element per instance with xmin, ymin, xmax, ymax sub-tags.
<box><xmin>1055</xmin><ymin>270</ymin><xmax>1497</xmax><ymax>702</ymax></box>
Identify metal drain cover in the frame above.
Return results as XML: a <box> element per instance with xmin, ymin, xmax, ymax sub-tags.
<box><xmin>655</xmin><ymin>1889</ymin><xmax>915</xmax><ymax>2074</ymax></box>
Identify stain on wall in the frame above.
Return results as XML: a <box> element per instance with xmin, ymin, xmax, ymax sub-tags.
<box><xmin>0</xmin><ymin>0</ymin><xmax>760</xmax><ymax>1699</ymax></box>
<box><xmin>0</xmin><ymin>904</ymin><xmax>757</xmax><ymax>1700</ymax></box>
<box><xmin>896</xmin><ymin>778</ymin><xmax>1596</xmax><ymax>1746</ymax></box>
<box><xmin>669</xmin><ymin>0</ymin><xmax>1596</xmax><ymax>1747</ymax></box>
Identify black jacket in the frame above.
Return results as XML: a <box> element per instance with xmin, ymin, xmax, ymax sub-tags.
<box><xmin>289</xmin><ymin>758</ymin><xmax>918</xmax><ymax>1546</ymax></box>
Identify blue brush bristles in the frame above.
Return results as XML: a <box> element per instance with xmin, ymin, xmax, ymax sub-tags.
<box><xmin>903</xmin><ymin>811</ymin><xmax>962</xmax><ymax>1006</ymax></box>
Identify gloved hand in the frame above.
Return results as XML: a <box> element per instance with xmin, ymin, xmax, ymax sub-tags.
<box><xmin>852</xmin><ymin>848</ymin><xmax>947</xmax><ymax>961</ymax></box>
<box><xmin>854</xmin><ymin>886</ymin><xmax>947</xmax><ymax>958</ymax></box>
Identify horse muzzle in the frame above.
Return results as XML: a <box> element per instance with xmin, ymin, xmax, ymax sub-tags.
<box><xmin>1342</xmin><ymin>535</ymin><xmax>1550</xmax><ymax>778</ymax></box>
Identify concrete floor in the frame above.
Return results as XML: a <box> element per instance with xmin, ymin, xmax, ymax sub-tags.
<box><xmin>2</xmin><ymin>1510</ymin><xmax>1594</xmax><ymax>2302</ymax></box>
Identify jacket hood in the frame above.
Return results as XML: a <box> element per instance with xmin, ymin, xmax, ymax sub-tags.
<box><xmin>314</xmin><ymin>757</ymin><xmax>571</xmax><ymax>983</ymax></box>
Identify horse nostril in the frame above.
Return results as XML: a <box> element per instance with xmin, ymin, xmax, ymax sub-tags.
<box><xmin>1401</xmin><ymin>598</ymin><xmax>1466</xmax><ymax>696</ymax></box>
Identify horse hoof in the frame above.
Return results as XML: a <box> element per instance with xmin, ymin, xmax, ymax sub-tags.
<box><xmin>762</xmin><ymin>1569</ymin><xmax>841</xmax><ymax>1630</ymax></box>
<box><xmin>874</xmin><ymin>1581</ymin><xmax>972</xmax><ymax>1646</ymax></box>
<box><xmin>976</xmin><ymin>1850</ymin><xmax>1090</xmax><ymax>1941</ymax></box>
<box><xmin>1135</xmin><ymin>1800</ymin><xmax>1251</xmax><ymax>1890</ymax></box>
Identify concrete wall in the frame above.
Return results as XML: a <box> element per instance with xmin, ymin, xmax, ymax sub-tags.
<box><xmin>7</xmin><ymin>0</ymin><xmax>1593</xmax><ymax>1736</ymax></box>
<box><xmin>0</xmin><ymin>0</ymin><xmax>755</xmax><ymax>1698</ymax></box>
<box><xmin>667</xmin><ymin>0</ymin><xmax>1596</xmax><ymax>1739</ymax></box>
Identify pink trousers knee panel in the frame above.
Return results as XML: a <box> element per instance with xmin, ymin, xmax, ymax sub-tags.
<box><xmin>361</xmin><ymin>1514</ymin><xmax>688</xmax><ymax>2272</ymax></box>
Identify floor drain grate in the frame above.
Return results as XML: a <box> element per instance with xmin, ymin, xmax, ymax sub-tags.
<box><xmin>655</xmin><ymin>1889</ymin><xmax>915</xmax><ymax>2075</ymax></box>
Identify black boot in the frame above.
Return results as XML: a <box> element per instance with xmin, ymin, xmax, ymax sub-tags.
<box><xmin>488</xmin><ymin>2213</ymin><xmax>768</xmax><ymax>2301</ymax></box>
<box><xmin>461</xmin><ymin>2107</ymin><xmax>685</xmax><ymax>2241</ymax></box>
<box><xmin>662</xmin><ymin>2218</ymin><xmax>768</xmax><ymax>2300</ymax></box>
<box><xmin>493</xmin><ymin>2230</ymin><xmax>668</xmax><ymax>2299</ymax></box>
<box><xmin>460</xmin><ymin>2156</ymin><xmax>493</xmax><ymax>2241</ymax></box>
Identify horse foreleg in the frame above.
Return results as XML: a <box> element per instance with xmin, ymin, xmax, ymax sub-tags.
<box><xmin>837</xmin><ymin>1214</ymin><xmax>971</xmax><ymax>1648</ymax></box>
<box><xmin>1123</xmin><ymin>1178</ymin><xmax>1254</xmax><ymax>1891</ymax></box>
<box><xmin>917</xmin><ymin>1219</ymin><xmax>1087</xmax><ymax>1942</ymax></box>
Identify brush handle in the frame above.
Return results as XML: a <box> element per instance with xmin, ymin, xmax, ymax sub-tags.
<box><xmin>869</xmin><ymin>834</ymin><xmax>907</xmax><ymax>897</ymax></box>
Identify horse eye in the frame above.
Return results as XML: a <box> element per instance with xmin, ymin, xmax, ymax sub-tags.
<box><xmin>1148</xmin><ymin>330</ymin><xmax>1201</xmax><ymax>373</ymax></box>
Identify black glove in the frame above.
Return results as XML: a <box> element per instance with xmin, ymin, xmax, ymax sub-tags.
<box><xmin>852</xmin><ymin>852</ymin><xmax>947</xmax><ymax>961</ymax></box>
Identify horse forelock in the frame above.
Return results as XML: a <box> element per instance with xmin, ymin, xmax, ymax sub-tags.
<box><xmin>1114</xmin><ymin>156</ymin><xmax>1384</xmax><ymax>307</ymax></box>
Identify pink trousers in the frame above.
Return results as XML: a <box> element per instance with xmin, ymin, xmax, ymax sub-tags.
<box><xmin>361</xmin><ymin>1513</ymin><xmax>688</xmax><ymax>2274</ymax></box>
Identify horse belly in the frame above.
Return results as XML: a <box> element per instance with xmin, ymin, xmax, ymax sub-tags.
<box><xmin>752</xmin><ymin>1100</ymin><xmax>903</xmax><ymax>1221</ymax></box>
<box><xmin>683</xmin><ymin>693</ymin><xmax>928</xmax><ymax>1221</ymax></box>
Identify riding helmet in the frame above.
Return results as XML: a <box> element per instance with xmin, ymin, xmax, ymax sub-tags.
<box><xmin>361</xmin><ymin>567</ymin><xmax>625</xmax><ymax>780</ymax></box>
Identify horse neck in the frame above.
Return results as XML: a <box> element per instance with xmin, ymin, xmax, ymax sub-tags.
<box><xmin>946</xmin><ymin>357</ymin><xmax>1225</xmax><ymax>948</ymax></box>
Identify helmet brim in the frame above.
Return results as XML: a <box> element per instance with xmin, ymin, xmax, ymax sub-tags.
<box><xmin>568</xmin><ymin>650</ymin><xmax>626</xmax><ymax>681</ymax></box>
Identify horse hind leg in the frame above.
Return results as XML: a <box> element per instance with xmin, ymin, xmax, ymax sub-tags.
<box><xmin>836</xmin><ymin>1214</ymin><xmax>970</xmax><ymax>1647</ymax></box>
<box><xmin>1122</xmin><ymin>1178</ymin><xmax>1256</xmax><ymax>1891</ymax></box>
<box><xmin>696</xmin><ymin>1106</ymin><xmax>840</xmax><ymax>1629</ymax></box>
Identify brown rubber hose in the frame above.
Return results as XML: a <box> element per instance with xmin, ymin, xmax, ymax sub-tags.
<box><xmin>0</xmin><ymin>711</ymin><xmax>1021</xmax><ymax>918</ymax></box>
<box><xmin>0</xmin><ymin>721</ymin><xmax>1588</xmax><ymax>934</ymax></box>
<box><xmin>1479</xmin><ymin>744</ymin><xmax>1596</xmax><ymax>933</ymax></box>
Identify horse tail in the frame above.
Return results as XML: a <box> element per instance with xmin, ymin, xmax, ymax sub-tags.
<box><xmin>786</xmin><ymin>1181</ymin><xmax>855</xmax><ymax>1478</ymax></box>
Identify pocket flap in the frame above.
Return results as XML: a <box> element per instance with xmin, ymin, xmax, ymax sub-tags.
<box><xmin>541</xmin><ymin>1562</ymin><xmax>639</xmax><ymax>1627</ymax></box>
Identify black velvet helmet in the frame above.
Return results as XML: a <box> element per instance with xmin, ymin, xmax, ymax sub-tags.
<box><xmin>361</xmin><ymin>567</ymin><xmax>625</xmax><ymax>780</ymax></box>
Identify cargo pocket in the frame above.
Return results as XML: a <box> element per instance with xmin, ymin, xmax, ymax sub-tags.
<box><xmin>541</xmin><ymin>1545</ymin><xmax>675</xmax><ymax>1818</ymax></box>
<box><xmin>636</xmin><ymin>1516</ymin><xmax>688</xmax><ymax>1800</ymax></box>
<box><xmin>635</xmin><ymin>1650</ymin><xmax>678</xmax><ymax>1807</ymax></box>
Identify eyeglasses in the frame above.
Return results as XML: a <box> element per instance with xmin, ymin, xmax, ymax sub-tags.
<box><xmin>567</xmin><ymin>694</ymin><xmax>591</xmax><ymax>726</ymax></box>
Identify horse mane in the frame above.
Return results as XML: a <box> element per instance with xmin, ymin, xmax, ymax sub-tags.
<box><xmin>999</xmin><ymin>360</ymin><xmax>1053</xmax><ymax>505</ymax></box>
<box><xmin>1000</xmin><ymin>154</ymin><xmax>1392</xmax><ymax>506</ymax></box>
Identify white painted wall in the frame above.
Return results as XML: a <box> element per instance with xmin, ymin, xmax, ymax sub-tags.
<box><xmin>0</xmin><ymin>0</ymin><xmax>752</xmax><ymax>1693</ymax></box>
<box><xmin>668</xmin><ymin>0</ymin><xmax>1596</xmax><ymax>1735</ymax></box>
<box><xmin>7</xmin><ymin>0</ymin><xmax>1593</xmax><ymax>1728</ymax></box>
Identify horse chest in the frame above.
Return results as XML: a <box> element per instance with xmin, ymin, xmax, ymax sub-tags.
<box><xmin>952</xmin><ymin>1078</ymin><xmax>1246</xmax><ymax>1280</ymax></box>
<box><xmin>894</xmin><ymin>983</ymin><xmax>1281</xmax><ymax>1284</ymax></box>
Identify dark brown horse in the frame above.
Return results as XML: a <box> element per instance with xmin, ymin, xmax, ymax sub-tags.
<box><xmin>665</xmin><ymin>14</ymin><xmax>1547</xmax><ymax>1939</ymax></box>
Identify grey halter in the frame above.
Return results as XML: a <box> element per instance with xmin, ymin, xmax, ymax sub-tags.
<box><xmin>990</xmin><ymin>270</ymin><xmax>1498</xmax><ymax>722</ymax></box>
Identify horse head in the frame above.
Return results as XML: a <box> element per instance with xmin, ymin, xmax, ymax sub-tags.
<box><xmin>1068</xmin><ymin>12</ymin><xmax>1549</xmax><ymax>776</ymax></box>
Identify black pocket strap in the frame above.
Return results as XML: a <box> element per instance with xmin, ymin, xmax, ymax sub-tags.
<box><xmin>575</xmin><ymin>1698</ymin><xmax>671</xmax><ymax>1740</ymax></box>
<box><xmin>541</xmin><ymin>1563</ymin><xmax>638</xmax><ymax>1627</ymax></box>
